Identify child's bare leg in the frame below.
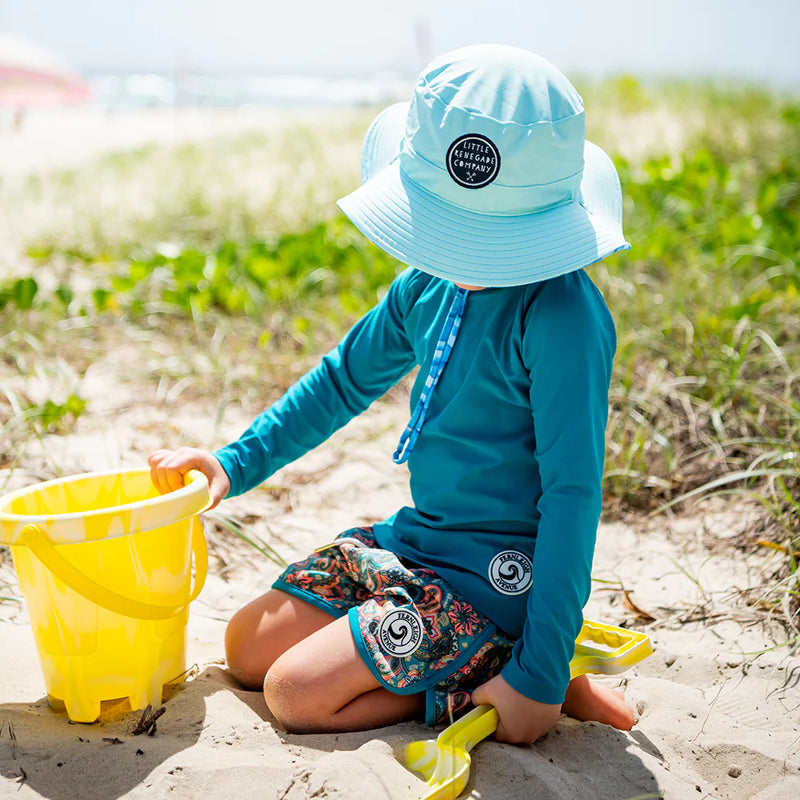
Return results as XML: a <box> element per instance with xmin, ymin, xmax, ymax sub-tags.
<box><xmin>561</xmin><ymin>674</ymin><xmax>635</xmax><ymax>730</ymax></box>
<box><xmin>264</xmin><ymin>614</ymin><xmax>424</xmax><ymax>733</ymax></box>
<box><xmin>225</xmin><ymin>589</ymin><xmax>336</xmax><ymax>688</ymax></box>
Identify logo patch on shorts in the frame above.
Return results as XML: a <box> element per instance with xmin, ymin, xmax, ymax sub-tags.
<box><xmin>446</xmin><ymin>133</ymin><xmax>501</xmax><ymax>189</ymax></box>
<box><xmin>488</xmin><ymin>550</ymin><xmax>533</xmax><ymax>595</ymax></box>
<box><xmin>378</xmin><ymin>607</ymin><xmax>423</xmax><ymax>657</ymax></box>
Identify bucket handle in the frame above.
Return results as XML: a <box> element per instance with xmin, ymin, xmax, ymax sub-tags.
<box><xmin>18</xmin><ymin>517</ymin><xmax>208</xmax><ymax>621</ymax></box>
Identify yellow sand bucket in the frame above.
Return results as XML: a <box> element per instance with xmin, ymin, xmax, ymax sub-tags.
<box><xmin>0</xmin><ymin>468</ymin><xmax>211</xmax><ymax>722</ymax></box>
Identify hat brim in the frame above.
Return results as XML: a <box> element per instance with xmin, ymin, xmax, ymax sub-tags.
<box><xmin>339</xmin><ymin>106</ymin><xmax>630</xmax><ymax>287</ymax></box>
<box><xmin>360</xmin><ymin>101</ymin><xmax>408</xmax><ymax>184</ymax></box>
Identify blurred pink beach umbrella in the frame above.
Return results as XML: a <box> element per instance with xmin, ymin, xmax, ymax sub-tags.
<box><xmin>0</xmin><ymin>31</ymin><xmax>89</xmax><ymax>108</ymax></box>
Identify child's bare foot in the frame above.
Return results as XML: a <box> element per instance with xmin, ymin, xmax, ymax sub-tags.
<box><xmin>561</xmin><ymin>674</ymin><xmax>635</xmax><ymax>730</ymax></box>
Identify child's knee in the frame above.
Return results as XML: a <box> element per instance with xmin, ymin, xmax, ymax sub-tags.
<box><xmin>224</xmin><ymin>608</ymin><xmax>267</xmax><ymax>689</ymax></box>
<box><xmin>263</xmin><ymin>658</ymin><xmax>317</xmax><ymax>733</ymax></box>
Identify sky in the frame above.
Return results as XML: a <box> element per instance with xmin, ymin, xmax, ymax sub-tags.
<box><xmin>2</xmin><ymin>0</ymin><xmax>799</xmax><ymax>87</ymax></box>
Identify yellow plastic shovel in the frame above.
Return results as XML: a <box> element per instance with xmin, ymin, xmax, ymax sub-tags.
<box><xmin>405</xmin><ymin>620</ymin><xmax>652</xmax><ymax>800</ymax></box>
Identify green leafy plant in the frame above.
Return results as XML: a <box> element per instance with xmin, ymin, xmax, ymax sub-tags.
<box><xmin>25</xmin><ymin>394</ymin><xmax>87</xmax><ymax>434</ymax></box>
<box><xmin>25</xmin><ymin>216</ymin><xmax>404</xmax><ymax>353</ymax></box>
<box><xmin>0</xmin><ymin>277</ymin><xmax>38</xmax><ymax>312</ymax></box>
<box><xmin>599</xmin><ymin>90</ymin><xmax>800</xmax><ymax>512</ymax></box>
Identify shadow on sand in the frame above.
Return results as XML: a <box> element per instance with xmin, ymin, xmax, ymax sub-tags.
<box><xmin>0</xmin><ymin>666</ymin><xmax>251</xmax><ymax>800</ymax></box>
<box><xmin>1</xmin><ymin>664</ymin><xmax>660</xmax><ymax>800</ymax></box>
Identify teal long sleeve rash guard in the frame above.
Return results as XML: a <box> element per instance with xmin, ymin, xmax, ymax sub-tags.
<box><xmin>214</xmin><ymin>267</ymin><xmax>616</xmax><ymax>704</ymax></box>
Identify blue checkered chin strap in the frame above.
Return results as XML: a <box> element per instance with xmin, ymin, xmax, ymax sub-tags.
<box><xmin>393</xmin><ymin>286</ymin><xmax>469</xmax><ymax>465</ymax></box>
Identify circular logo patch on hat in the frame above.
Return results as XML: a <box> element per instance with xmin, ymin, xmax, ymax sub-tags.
<box><xmin>446</xmin><ymin>133</ymin><xmax>501</xmax><ymax>189</ymax></box>
<box><xmin>488</xmin><ymin>550</ymin><xmax>533</xmax><ymax>595</ymax></box>
<box><xmin>378</xmin><ymin>607</ymin><xmax>423</xmax><ymax>657</ymax></box>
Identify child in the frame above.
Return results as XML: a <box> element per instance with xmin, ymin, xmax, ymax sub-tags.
<box><xmin>149</xmin><ymin>44</ymin><xmax>634</xmax><ymax>744</ymax></box>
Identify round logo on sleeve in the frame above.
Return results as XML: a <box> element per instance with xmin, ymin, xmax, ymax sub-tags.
<box><xmin>377</xmin><ymin>607</ymin><xmax>424</xmax><ymax>657</ymax></box>
<box><xmin>446</xmin><ymin>134</ymin><xmax>501</xmax><ymax>189</ymax></box>
<box><xmin>488</xmin><ymin>550</ymin><xmax>533</xmax><ymax>595</ymax></box>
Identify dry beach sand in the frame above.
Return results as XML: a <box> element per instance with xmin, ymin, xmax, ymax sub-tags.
<box><xmin>1</xmin><ymin>107</ymin><xmax>799</xmax><ymax>800</ymax></box>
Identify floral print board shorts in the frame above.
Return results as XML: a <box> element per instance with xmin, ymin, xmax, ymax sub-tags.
<box><xmin>273</xmin><ymin>527</ymin><xmax>515</xmax><ymax>726</ymax></box>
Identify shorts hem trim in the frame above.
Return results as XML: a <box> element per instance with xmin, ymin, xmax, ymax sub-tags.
<box><xmin>271</xmin><ymin>579</ymin><xmax>347</xmax><ymax>619</ymax></box>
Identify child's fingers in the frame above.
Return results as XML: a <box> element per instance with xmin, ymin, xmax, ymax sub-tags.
<box><xmin>147</xmin><ymin>449</ymin><xmax>171</xmax><ymax>470</ymax></box>
<box><xmin>148</xmin><ymin>447</ymin><xmax>228</xmax><ymax>507</ymax></box>
<box><xmin>148</xmin><ymin>450</ymin><xmax>172</xmax><ymax>494</ymax></box>
<box><xmin>151</xmin><ymin>460</ymin><xmax>185</xmax><ymax>494</ymax></box>
<box><xmin>148</xmin><ymin>448</ymin><xmax>194</xmax><ymax>494</ymax></box>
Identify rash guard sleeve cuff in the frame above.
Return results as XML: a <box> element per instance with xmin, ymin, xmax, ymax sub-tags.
<box><xmin>500</xmin><ymin>657</ymin><xmax>567</xmax><ymax>706</ymax></box>
<box><xmin>213</xmin><ymin>446</ymin><xmax>244</xmax><ymax>498</ymax></box>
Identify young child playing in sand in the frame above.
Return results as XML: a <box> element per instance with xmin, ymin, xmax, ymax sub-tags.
<box><xmin>149</xmin><ymin>44</ymin><xmax>634</xmax><ymax>744</ymax></box>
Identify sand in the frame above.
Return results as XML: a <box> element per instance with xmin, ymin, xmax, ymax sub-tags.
<box><xmin>2</xmin><ymin>393</ymin><xmax>798</xmax><ymax>800</ymax></box>
<box><xmin>1</xmin><ymin>106</ymin><xmax>799</xmax><ymax>800</ymax></box>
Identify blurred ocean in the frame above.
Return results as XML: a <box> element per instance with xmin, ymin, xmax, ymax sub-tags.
<box><xmin>0</xmin><ymin>69</ymin><xmax>415</xmax><ymax>176</ymax></box>
<box><xmin>87</xmin><ymin>70</ymin><xmax>415</xmax><ymax>109</ymax></box>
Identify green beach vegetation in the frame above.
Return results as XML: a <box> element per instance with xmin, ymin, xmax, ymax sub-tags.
<box><xmin>1</xmin><ymin>81</ymin><xmax>798</xmax><ymax>635</ymax></box>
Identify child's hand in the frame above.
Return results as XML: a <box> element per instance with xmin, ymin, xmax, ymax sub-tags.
<box><xmin>471</xmin><ymin>674</ymin><xmax>561</xmax><ymax>744</ymax></box>
<box><xmin>148</xmin><ymin>447</ymin><xmax>230</xmax><ymax>509</ymax></box>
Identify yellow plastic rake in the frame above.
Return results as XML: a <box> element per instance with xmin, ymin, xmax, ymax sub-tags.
<box><xmin>405</xmin><ymin>620</ymin><xmax>652</xmax><ymax>800</ymax></box>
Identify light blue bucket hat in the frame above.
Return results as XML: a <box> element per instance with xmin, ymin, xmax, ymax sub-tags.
<box><xmin>337</xmin><ymin>44</ymin><xmax>630</xmax><ymax>287</ymax></box>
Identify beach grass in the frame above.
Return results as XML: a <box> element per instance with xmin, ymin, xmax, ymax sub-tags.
<box><xmin>1</xmin><ymin>80</ymin><xmax>798</xmax><ymax>632</ymax></box>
